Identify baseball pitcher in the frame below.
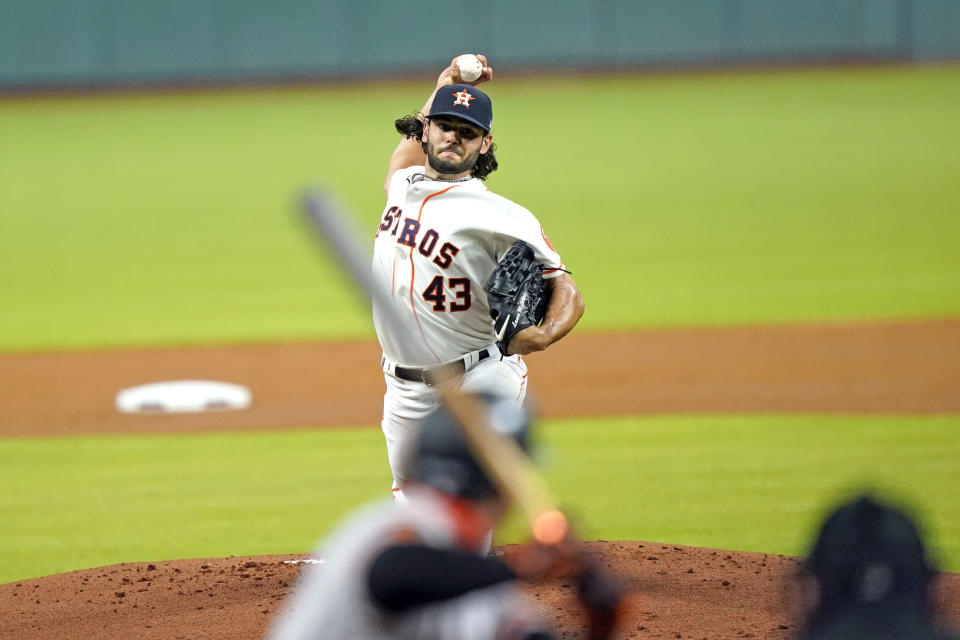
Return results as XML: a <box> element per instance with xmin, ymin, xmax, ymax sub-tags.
<box><xmin>374</xmin><ymin>54</ymin><xmax>585</xmax><ymax>502</ymax></box>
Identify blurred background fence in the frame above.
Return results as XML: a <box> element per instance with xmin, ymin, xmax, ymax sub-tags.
<box><xmin>2</xmin><ymin>0</ymin><xmax>958</xmax><ymax>91</ymax></box>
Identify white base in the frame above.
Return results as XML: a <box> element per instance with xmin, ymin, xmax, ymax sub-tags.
<box><xmin>115</xmin><ymin>380</ymin><xmax>252</xmax><ymax>414</ymax></box>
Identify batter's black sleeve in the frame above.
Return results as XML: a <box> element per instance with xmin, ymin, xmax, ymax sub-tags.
<box><xmin>367</xmin><ymin>544</ymin><xmax>516</xmax><ymax>612</ymax></box>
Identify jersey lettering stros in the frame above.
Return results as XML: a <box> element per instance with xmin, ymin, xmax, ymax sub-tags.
<box><xmin>373</xmin><ymin>166</ymin><xmax>564</xmax><ymax>366</ymax></box>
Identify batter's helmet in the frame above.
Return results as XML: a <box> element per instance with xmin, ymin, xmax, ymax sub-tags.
<box><xmin>408</xmin><ymin>393</ymin><xmax>531</xmax><ymax>500</ymax></box>
<box><xmin>804</xmin><ymin>494</ymin><xmax>933</xmax><ymax>612</ymax></box>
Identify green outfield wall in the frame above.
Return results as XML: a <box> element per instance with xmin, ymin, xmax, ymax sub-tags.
<box><xmin>1</xmin><ymin>0</ymin><xmax>958</xmax><ymax>90</ymax></box>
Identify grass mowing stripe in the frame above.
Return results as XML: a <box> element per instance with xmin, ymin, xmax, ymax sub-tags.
<box><xmin>520</xmin><ymin>414</ymin><xmax>960</xmax><ymax>570</ymax></box>
<box><xmin>2</xmin><ymin>66</ymin><xmax>958</xmax><ymax>351</ymax></box>
<box><xmin>2</xmin><ymin>413</ymin><xmax>958</xmax><ymax>584</ymax></box>
<box><xmin>0</xmin><ymin>427</ymin><xmax>392</xmax><ymax>584</ymax></box>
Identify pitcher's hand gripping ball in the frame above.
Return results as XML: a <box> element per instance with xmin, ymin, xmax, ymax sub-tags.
<box><xmin>455</xmin><ymin>54</ymin><xmax>484</xmax><ymax>82</ymax></box>
<box><xmin>485</xmin><ymin>240</ymin><xmax>550</xmax><ymax>356</ymax></box>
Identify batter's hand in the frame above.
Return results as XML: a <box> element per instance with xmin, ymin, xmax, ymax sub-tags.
<box><xmin>507</xmin><ymin>536</ymin><xmax>583</xmax><ymax>583</ymax></box>
<box><xmin>435</xmin><ymin>54</ymin><xmax>493</xmax><ymax>89</ymax></box>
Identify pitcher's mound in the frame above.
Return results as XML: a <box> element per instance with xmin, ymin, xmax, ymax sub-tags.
<box><xmin>3</xmin><ymin>541</ymin><xmax>959</xmax><ymax>640</ymax></box>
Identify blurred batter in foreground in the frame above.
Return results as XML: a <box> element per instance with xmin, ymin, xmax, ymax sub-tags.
<box><xmin>266</xmin><ymin>393</ymin><xmax>622</xmax><ymax>640</ymax></box>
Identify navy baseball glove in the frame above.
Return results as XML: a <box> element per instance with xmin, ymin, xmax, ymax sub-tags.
<box><xmin>485</xmin><ymin>240</ymin><xmax>550</xmax><ymax>356</ymax></box>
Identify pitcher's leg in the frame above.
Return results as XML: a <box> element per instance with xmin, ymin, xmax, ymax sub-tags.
<box><xmin>458</xmin><ymin>354</ymin><xmax>529</xmax><ymax>553</ymax></box>
<box><xmin>381</xmin><ymin>374</ymin><xmax>438</xmax><ymax>501</ymax></box>
<box><xmin>459</xmin><ymin>355</ymin><xmax>529</xmax><ymax>405</ymax></box>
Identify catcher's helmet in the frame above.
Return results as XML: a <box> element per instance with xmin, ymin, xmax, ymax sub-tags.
<box><xmin>804</xmin><ymin>494</ymin><xmax>932</xmax><ymax>611</ymax></box>
<box><xmin>408</xmin><ymin>393</ymin><xmax>532</xmax><ymax>500</ymax></box>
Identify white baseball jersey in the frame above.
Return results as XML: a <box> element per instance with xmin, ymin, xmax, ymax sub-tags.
<box><xmin>373</xmin><ymin>166</ymin><xmax>564</xmax><ymax>367</ymax></box>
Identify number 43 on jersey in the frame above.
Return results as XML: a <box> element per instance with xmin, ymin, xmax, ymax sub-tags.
<box><xmin>422</xmin><ymin>276</ymin><xmax>471</xmax><ymax>312</ymax></box>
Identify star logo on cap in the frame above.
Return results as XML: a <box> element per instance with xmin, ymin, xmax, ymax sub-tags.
<box><xmin>453</xmin><ymin>89</ymin><xmax>474</xmax><ymax>109</ymax></box>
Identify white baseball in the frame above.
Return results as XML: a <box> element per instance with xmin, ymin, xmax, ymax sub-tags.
<box><xmin>455</xmin><ymin>54</ymin><xmax>483</xmax><ymax>83</ymax></box>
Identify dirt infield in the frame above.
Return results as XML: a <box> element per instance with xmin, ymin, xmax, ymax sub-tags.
<box><xmin>2</xmin><ymin>317</ymin><xmax>959</xmax><ymax>639</ymax></box>
<box><xmin>2</xmin><ymin>318</ymin><xmax>959</xmax><ymax>438</ymax></box>
<box><xmin>3</xmin><ymin>543</ymin><xmax>960</xmax><ymax>640</ymax></box>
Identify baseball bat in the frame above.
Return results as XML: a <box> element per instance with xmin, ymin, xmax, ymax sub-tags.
<box><xmin>299</xmin><ymin>188</ymin><xmax>569</xmax><ymax>545</ymax></box>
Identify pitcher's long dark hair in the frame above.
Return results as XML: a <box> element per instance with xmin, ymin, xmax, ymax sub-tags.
<box><xmin>395</xmin><ymin>115</ymin><xmax>498</xmax><ymax>181</ymax></box>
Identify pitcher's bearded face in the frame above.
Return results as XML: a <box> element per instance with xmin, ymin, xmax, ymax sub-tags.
<box><xmin>423</xmin><ymin>117</ymin><xmax>490</xmax><ymax>176</ymax></box>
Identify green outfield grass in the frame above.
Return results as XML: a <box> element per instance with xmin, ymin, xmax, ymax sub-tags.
<box><xmin>2</xmin><ymin>414</ymin><xmax>957</xmax><ymax>584</ymax></box>
<box><xmin>2</xmin><ymin>65</ymin><xmax>959</xmax><ymax>352</ymax></box>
